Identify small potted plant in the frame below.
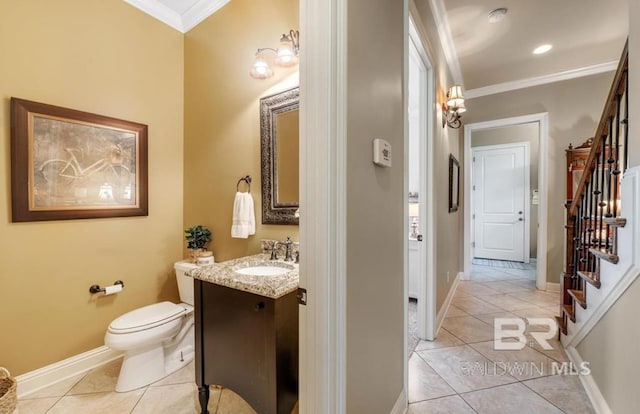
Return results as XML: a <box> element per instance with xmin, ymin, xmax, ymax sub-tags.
<box><xmin>185</xmin><ymin>225</ymin><xmax>212</xmax><ymax>263</ymax></box>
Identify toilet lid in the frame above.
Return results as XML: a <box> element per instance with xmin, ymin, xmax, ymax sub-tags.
<box><xmin>109</xmin><ymin>301</ymin><xmax>186</xmax><ymax>333</ymax></box>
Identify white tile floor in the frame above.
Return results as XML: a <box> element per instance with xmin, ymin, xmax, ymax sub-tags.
<box><xmin>407</xmin><ymin>262</ymin><xmax>595</xmax><ymax>413</ymax></box>
<box><xmin>17</xmin><ymin>262</ymin><xmax>593</xmax><ymax>413</ymax></box>
<box><xmin>17</xmin><ymin>359</ymin><xmax>298</xmax><ymax>414</ymax></box>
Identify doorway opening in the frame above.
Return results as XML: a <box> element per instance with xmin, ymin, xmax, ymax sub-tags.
<box><xmin>406</xmin><ymin>14</ymin><xmax>436</xmax><ymax>359</ymax></box>
<box><xmin>463</xmin><ymin>114</ymin><xmax>549</xmax><ymax>290</ymax></box>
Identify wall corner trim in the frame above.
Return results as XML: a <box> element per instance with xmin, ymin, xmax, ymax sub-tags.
<box><xmin>435</xmin><ymin>272</ymin><xmax>462</xmax><ymax>334</ymax></box>
<box><xmin>15</xmin><ymin>346</ymin><xmax>123</xmax><ymax>399</ymax></box>
<box><xmin>390</xmin><ymin>388</ymin><xmax>408</xmax><ymax>414</ymax></box>
<box><xmin>565</xmin><ymin>346</ymin><xmax>614</xmax><ymax>414</ymax></box>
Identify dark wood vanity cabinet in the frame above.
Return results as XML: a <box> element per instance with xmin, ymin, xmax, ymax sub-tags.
<box><xmin>194</xmin><ymin>280</ymin><xmax>299</xmax><ymax>414</ymax></box>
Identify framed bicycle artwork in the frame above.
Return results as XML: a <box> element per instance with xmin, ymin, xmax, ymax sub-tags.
<box><xmin>10</xmin><ymin>98</ymin><xmax>148</xmax><ymax>221</ymax></box>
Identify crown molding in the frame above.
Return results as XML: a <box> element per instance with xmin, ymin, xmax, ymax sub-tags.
<box><xmin>123</xmin><ymin>0</ymin><xmax>231</xmax><ymax>33</ymax></box>
<box><xmin>428</xmin><ymin>0</ymin><xmax>463</xmax><ymax>85</ymax></box>
<box><xmin>124</xmin><ymin>0</ymin><xmax>183</xmax><ymax>31</ymax></box>
<box><xmin>182</xmin><ymin>0</ymin><xmax>232</xmax><ymax>32</ymax></box>
<box><xmin>465</xmin><ymin>61</ymin><xmax>618</xmax><ymax>99</ymax></box>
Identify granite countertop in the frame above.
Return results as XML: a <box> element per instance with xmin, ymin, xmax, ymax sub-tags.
<box><xmin>186</xmin><ymin>253</ymin><xmax>299</xmax><ymax>299</ymax></box>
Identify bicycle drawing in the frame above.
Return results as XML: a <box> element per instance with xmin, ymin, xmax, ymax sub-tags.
<box><xmin>37</xmin><ymin>144</ymin><xmax>133</xmax><ymax>204</ymax></box>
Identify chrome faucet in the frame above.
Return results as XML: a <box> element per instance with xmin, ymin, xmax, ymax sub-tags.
<box><xmin>269</xmin><ymin>243</ymin><xmax>279</xmax><ymax>260</ymax></box>
<box><xmin>282</xmin><ymin>237</ymin><xmax>294</xmax><ymax>262</ymax></box>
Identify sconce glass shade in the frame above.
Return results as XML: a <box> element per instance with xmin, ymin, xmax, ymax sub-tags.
<box><xmin>446</xmin><ymin>85</ymin><xmax>464</xmax><ymax>107</ymax></box>
<box><xmin>275</xmin><ymin>40</ymin><xmax>298</xmax><ymax>67</ymax></box>
<box><xmin>443</xmin><ymin>84</ymin><xmax>466</xmax><ymax>128</ymax></box>
<box><xmin>250</xmin><ymin>54</ymin><xmax>274</xmax><ymax>79</ymax></box>
<box><xmin>250</xmin><ymin>29</ymin><xmax>300</xmax><ymax>78</ymax></box>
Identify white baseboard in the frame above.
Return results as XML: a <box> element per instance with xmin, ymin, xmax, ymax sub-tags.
<box><xmin>546</xmin><ymin>282</ymin><xmax>561</xmax><ymax>293</ymax></box>
<box><xmin>435</xmin><ymin>272</ymin><xmax>462</xmax><ymax>335</ymax></box>
<box><xmin>390</xmin><ymin>388</ymin><xmax>407</xmax><ymax>414</ymax></box>
<box><xmin>16</xmin><ymin>346</ymin><xmax>123</xmax><ymax>398</ymax></box>
<box><xmin>565</xmin><ymin>346</ymin><xmax>613</xmax><ymax>414</ymax></box>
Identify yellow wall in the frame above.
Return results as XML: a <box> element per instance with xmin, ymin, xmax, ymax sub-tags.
<box><xmin>184</xmin><ymin>0</ymin><xmax>299</xmax><ymax>262</ymax></box>
<box><xmin>0</xmin><ymin>0</ymin><xmax>184</xmax><ymax>375</ymax></box>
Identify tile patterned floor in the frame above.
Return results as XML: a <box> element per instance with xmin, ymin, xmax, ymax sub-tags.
<box><xmin>17</xmin><ymin>262</ymin><xmax>592</xmax><ymax>413</ymax></box>
<box><xmin>17</xmin><ymin>359</ymin><xmax>298</xmax><ymax>414</ymax></box>
<box><xmin>408</xmin><ymin>263</ymin><xmax>596</xmax><ymax>413</ymax></box>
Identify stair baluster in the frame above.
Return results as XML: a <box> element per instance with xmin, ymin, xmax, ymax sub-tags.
<box><xmin>560</xmin><ymin>40</ymin><xmax>628</xmax><ymax>336</ymax></box>
<box><xmin>612</xmin><ymin>92</ymin><xmax>622</xmax><ymax>217</ymax></box>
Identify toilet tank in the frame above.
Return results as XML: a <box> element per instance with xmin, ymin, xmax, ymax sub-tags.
<box><xmin>174</xmin><ymin>261</ymin><xmax>199</xmax><ymax>305</ymax></box>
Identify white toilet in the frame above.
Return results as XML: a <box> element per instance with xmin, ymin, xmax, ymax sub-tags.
<box><xmin>105</xmin><ymin>261</ymin><xmax>199</xmax><ymax>392</ymax></box>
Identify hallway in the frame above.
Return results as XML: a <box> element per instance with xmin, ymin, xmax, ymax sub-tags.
<box><xmin>408</xmin><ymin>263</ymin><xmax>595</xmax><ymax>413</ymax></box>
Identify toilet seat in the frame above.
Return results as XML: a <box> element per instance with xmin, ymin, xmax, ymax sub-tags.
<box><xmin>108</xmin><ymin>301</ymin><xmax>189</xmax><ymax>334</ymax></box>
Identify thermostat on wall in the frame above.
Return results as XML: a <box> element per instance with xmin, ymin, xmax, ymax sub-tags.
<box><xmin>373</xmin><ymin>138</ymin><xmax>392</xmax><ymax>167</ymax></box>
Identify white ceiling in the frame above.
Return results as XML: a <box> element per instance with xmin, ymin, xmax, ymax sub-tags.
<box><xmin>126</xmin><ymin>0</ymin><xmax>629</xmax><ymax>98</ymax></box>
<box><xmin>439</xmin><ymin>0</ymin><xmax>629</xmax><ymax>93</ymax></box>
<box><xmin>123</xmin><ymin>0</ymin><xmax>231</xmax><ymax>33</ymax></box>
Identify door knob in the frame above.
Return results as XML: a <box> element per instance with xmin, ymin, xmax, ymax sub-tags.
<box><xmin>417</xmin><ymin>234</ymin><xmax>423</xmax><ymax>242</ymax></box>
<box><xmin>518</xmin><ymin>211</ymin><xmax>523</xmax><ymax>214</ymax></box>
<box><xmin>518</xmin><ymin>218</ymin><xmax>524</xmax><ymax>221</ymax></box>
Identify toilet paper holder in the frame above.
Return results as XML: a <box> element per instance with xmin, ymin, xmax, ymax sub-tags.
<box><xmin>89</xmin><ymin>280</ymin><xmax>124</xmax><ymax>294</ymax></box>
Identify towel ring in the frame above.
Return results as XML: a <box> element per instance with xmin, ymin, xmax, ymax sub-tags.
<box><xmin>236</xmin><ymin>175</ymin><xmax>252</xmax><ymax>192</ymax></box>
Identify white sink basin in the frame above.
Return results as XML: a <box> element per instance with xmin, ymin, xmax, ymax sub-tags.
<box><xmin>234</xmin><ymin>263</ymin><xmax>294</xmax><ymax>276</ymax></box>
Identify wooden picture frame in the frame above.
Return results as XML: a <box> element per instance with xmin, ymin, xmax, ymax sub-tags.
<box><xmin>10</xmin><ymin>98</ymin><xmax>148</xmax><ymax>222</ymax></box>
<box><xmin>449</xmin><ymin>154</ymin><xmax>460</xmax><ymax>213</ymax></box>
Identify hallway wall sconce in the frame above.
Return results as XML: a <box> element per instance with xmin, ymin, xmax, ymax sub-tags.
<box><xmin>250</xmin><ymin>29</ymin><xmax>300</xmax><ymax>79</ymax></box>
<box><xmin>442</xmin><ymin>85</ymin><xmax>466</xmax><ymax>129</ymax></box>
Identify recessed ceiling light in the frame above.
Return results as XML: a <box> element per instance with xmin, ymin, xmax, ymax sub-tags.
<box><xmin>488</xmin><ymin>8</ymin><xmax>508</xmax><ymax>23</ymax></box>
<box><xmin>533</xmin><ymin>44</ymin><xmax>553</xmax><ymax>55</ymax></box>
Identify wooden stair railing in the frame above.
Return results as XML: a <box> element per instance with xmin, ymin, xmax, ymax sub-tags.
<box><xmin>560</xmin><ymin>39</ymin><xmax>629</xmax><ymax>336</ymax></box>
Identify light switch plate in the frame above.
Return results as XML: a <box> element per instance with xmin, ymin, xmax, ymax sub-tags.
<box><xmin>373</xmin><ymin>139</ymin><xmax>392</xmax><ymax>167</ymax></box>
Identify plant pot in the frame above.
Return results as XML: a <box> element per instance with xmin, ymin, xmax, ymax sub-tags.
<box><xmin>190</xmin><ymin>248</ymin><xmax>203</xmax><ymax>263</ymax></box>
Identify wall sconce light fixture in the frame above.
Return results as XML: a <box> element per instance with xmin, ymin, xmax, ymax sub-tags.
<box><xmin>442</xmin><ymin>85</ymin><xmax>466</xmax><ymax>129</ymax></box>
<box><xmin>250</xmin><ymin>29</ymin><xmax>300</xmax><ymax>79</ymax></box>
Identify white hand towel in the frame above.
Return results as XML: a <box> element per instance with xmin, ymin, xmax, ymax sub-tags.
<box><xmin>231</xmin><ymin>192</ymin><xmax>256</xmax><ymax>238</ymax></box>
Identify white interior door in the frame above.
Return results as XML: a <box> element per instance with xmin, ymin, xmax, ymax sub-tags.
<box><xmin>473</xmin><ymin>143</ymin><xmax>529</xmax><ymax>262</ymax></box>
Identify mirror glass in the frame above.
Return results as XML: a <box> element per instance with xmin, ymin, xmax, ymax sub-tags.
<box><xmin>260</xmin><ymin>87</ymin><xmax>299</xmax><ymax>225</ymax></box>
<box><xmin>275</xmin><ymin>110</ymin><xmax>299</xmax><ymax>204</ymax></box>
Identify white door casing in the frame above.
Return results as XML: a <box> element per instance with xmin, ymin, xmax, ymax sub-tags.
<box><xmin>464</xmin><ymin>113</ymin><xmax>549</xmax><ymax>291</ymax></box>
<box><xmin>472</xmin><ymin>143</ymin><xmax>530</xmax><ymax>262</ymax></box>
<box><xmin>408</xmin><ymin>11</ymin><xmax>436</xmax><ymax>343</ymax></box>
<box><xmin>299</xmin><ymin>0</ymin><xmax>347</xmax><ymax>412</ymax></box>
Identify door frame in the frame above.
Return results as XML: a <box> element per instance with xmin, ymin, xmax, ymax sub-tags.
<box><xmin>298</xmin><ymin>0</ymin><xmax>348</xmax><ymax>412</ymax></box>
<box><xmin>407</xmin><ymin>12</ymin><xmax>437</xmax><ymax>342</ymax></box>
<box><xmin>471</xmin><ymin>141</ymin><xmax>531</xmax><ymax>264</ymax></box>
<box><xmin>463</xmin><ymin>113</ymin><xmax>549</xmax><ymax>290</ymax></box>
